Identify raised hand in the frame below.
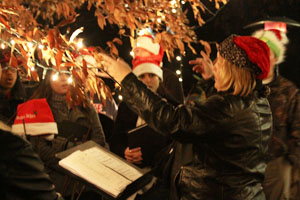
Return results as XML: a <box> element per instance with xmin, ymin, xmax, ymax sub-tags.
<box><xmin>99</xmin><ymin>53</ymin><xmax>132</xmax><ymax>83</ymax></box>
<box><xmin>189</xmin><ymin>50</ymin><xmax>214</xmax><ymax>80</ymax></box>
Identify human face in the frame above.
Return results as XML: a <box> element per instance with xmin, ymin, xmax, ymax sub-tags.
<box><xmin>133</xmin><ymin>48</ymin><xmax>152</xmax><ymax>57</ymax></box>
<box><xmin>212</xmin><ymin>54</ymin><xmax>223</xmax><ymax>91</ymax></box>
<box><xmin>0</xmin><ymin>65</ymin><xmax>18</xmax><ymax>92</ymax></box>
<box><xmin>49</xmin><ymin>69</ymin><xmax>71</xmax><ymax>95</ymax></box>
<box><xmin>138</xmin><ymin>73</ymin><xmax>160</xmax><ymax>92</ymax></box>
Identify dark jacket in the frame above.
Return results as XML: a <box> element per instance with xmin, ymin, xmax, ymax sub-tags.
<box><xmin>110</xmin><ymin>70</ymin><xmax>184</xmax><ymax>167</ymax></box>
<box><xmin>266</xmin><ymin>75</ymin><xmax>300</xmax><ymax>165</ymax></box>
<box><xmin>0</xmin><ymin>122</ymin><xmax>62</xmax><ymax>200</ymax></box>
<box><xmin>120</xmin><ymin>73</ymin><xmax>272</xmax><ymax>200</ymax></box>
<box><xmin>0</xmin><ymin>76</ymin><xmax>26</xmax><ymax>125</ymax></box>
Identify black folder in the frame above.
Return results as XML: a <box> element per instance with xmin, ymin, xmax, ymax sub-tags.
<box><xmin>56</xmin><ymin>140</ymin><xmax>153</xmax><ymax>200</ymax></box>
<box><xmin>127</xmin><ymin>124</ymin><xmax>171</xmax><ymax>166</ymax></box>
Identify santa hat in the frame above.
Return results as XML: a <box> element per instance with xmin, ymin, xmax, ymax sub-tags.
<box><xmin>218</xmin><ymin>34</ymin><xmax>270</xmax><ymax>80</ymax></box>
<box><xmin>132</xmin><ymin>59</ymin><xmax>163</xmax><ymax>80</ymax></box>
<box><xmin>131</xmin><ymin>34</ymin><xmax>164</xmax><ymax>79</ymax></box>
<box><xmin>252</xmin><ymin>29</ymin><xmax>288</xmax><ymax>64</ymax></box>
<box><xmin>12</xmin><ymin>98</ymin><xmax>58</xmax><ymax>136</ymax></box>
<box><xmin>133</xmin><ymin>35</ymin><xmax>161</xmax><ymax>55</ymax></box>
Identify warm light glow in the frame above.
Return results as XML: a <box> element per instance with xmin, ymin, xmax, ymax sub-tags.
<box><xmin>176</xmin><ymin>56</ymin><xmax>182</xmax><ymax>61</ymax></box>
<box><xmin>179</xmin><ymin>77</ymin><xmax>183</xmax><ymax>82</ymax></box>
<box><xmin>67</xmin><ymin>76</ymin><xmax>73</xmax><ymax>84</ymax></box>
<box><xmin>118</xmin><ymin>95</ymin><xmax>123</xmax><ymax>101</ymax></box>
<box><xmin>176</xmin><ymin>70</ymin><xmax>181</xmax><ymax>75</ymax></box>
<box><xmin>1</xmin><ymin>43</ymin><xmax>5</xmax><ymax>49</ymax></box>
<box><xmin>157</xmin><ymin>18</ymin><xmax>162</xmax><ymax>23</ymax></box>
<box><xmin>52</xmin><ymin>72</ymin><xmax>59</xmax><ymax>81</ymax></box>
<box><xmin>172</xmin><ymin>8</ymin><xmax>177</xmax><ymax>13</ymax></box>
<box><xmin>10</xmin><ymin>40</ymin><xmax>15</xmax><ymax>45</ymax></box>
<box><xmin>31</xmin><ymin>67</ymin><xmax>35</xmax><ymax>71</ymax></box>
<box><xmin>38</xmin><ymin>44</ymin><xmax>44</xmax><ymax>49</ymax></box>
<box><xmin>77</xmin><ymin>40</ymin><xmax>83</xmax><ymax>48</ymax></box>
<box><xmin>130</xmin><ymin>51</ymin><xmax>134</xmax><ymax>57</ymax></box>
<box><xmin>27</xmin><ymin>42</ymin><xmax>33</xmax><ymax>48</ymax></box>
<box><xmin>170</xmin><ymin>0</ymin><xmax>177</xmax><ymax>6</ymax></box>
<box><xmin>181</xmin><ymin>0</ymin><xmax>185</xmax><ymax>4</ymax></box>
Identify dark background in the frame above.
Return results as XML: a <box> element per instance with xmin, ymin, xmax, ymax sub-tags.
<box><xmin>67</xmin><ymin>0</ymin><xmax>300</xmax><ymax>97</ymax></box>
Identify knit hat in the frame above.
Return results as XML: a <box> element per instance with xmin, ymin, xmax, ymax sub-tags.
<box><xmin>252</xmin><ymin>29</ymin><xmax>289</xmax><ymax>64</ymax></box>
<box><xmin>12</xmin><ymin>98</ymin><xmax>58</xmax><ymax>136</ymax></box>
<box><xmin>218</xmin><ymin>34</ymin><xmax>270</xmax><ymax>80</ymax></box>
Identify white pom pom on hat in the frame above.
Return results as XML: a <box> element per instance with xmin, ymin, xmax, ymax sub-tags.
<box><xmin>252</xmin><ymin>29</ymin><xmax>289</xmax><ymax>64</ymax></box>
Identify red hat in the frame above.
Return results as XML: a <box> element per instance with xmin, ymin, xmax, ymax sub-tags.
<box><xmin>12</xmin><ymin>98</ymin><xmax>58</xmax><ymax>136</ymax></box>
<box><xmin>218</xmin><ymin>34</ymin><xmax>270</xmax><ymax>80</ymax></box>
<box><xmin>252</xmin><ymin>29</ymin><xmax>288</xmax><ymax>64</ymax></box>
<box><xmin>132</xmin><ymin>58</ymin><xmax>163</xmax><ymax>80</ymax></box>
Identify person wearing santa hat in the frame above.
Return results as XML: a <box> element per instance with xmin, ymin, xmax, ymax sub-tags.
<box><xmin>100</xmin><ymin>34</ymin><xmax>272</xmax><ymax>200</ymax></box>
<box><xmin>29</xmin><ymin>65</ymin><xmax>106</xmax><ymax>198</ymax></box>
<box><xmin>252</xmin><ymin>28</ymin><xmax>300</xmax><ymax>200</ymax></box>
<box><xmin>0</xmin><ymin>61</ymin><xmax>64</xmax><ymax>200</ymax></box>
<box><xmin>110</xmin><ymin>34</ymin><xmax>184</xmax><ymax>170</ymax></box>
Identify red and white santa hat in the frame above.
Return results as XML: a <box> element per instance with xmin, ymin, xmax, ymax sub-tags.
<box><xmin>132</xmin><ymin>58</ymin><xmax>163</xmax><ymax>80</ymax></box>
<box><xmin>12</xmin><ymin>98</ymin><xmax>58</xmax><ymax>136</ymax></box>
<box><xmin>252</xmin><ymin>29</ymin><xmax>289</xmax><ymax>64</ymax></box>
<box><xmin>132</xmin><ymin>34</ymin><xmax>164</xmax><ymax>80</ymax></box>
<box><xmin>133</xmin><ymin>35</ymin><xmax>161</xmax><ymax>55</ymax></box>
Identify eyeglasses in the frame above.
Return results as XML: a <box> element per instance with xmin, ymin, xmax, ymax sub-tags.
<box><xmin>1</xmin><ymin>66</ymin><xmax>18</xmax><ymax>72</ymax></box>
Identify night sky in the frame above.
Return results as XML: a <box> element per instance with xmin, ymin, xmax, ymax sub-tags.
<box><xmin>68</xmin><ymin>0</ymin><xmax>300</xmax><ymax>96</ymax></box>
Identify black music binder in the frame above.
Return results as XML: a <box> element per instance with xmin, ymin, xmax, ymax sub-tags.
<box><xmin>56</xmin><ymin>140</ymin><xmax>153</xmax><ymax>199</ymax></box>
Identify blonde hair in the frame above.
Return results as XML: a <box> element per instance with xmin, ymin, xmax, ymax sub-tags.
<box><xmin>217</xmin><ymin>57</ymin><xmax>256</xmax><ymax>97</ymax></box>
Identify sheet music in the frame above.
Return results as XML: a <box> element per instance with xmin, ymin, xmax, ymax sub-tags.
<box><xmin>59</xmin><ymin>147</ymin><xmax>143</xmax><ymax>198</ymax></box>
<box><xmin>84</xmin><ymin>147</ymin><xmax>143</xmax><ymax>181</ymax></box>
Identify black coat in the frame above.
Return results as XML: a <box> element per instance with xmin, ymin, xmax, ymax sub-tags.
<box><xmin>120</xmin><ymin>73</ymin><xmax>272</xmax><ymax>200</ymax></box>
<box><xmin>110</xmin><ymin>71</ymin><xmax>184</xmax><ymax>167</ymax></box>
<box><xmin>0</xmin><ymin>122</ymin><xmax>61</xmax><ymax>200</ymax></box>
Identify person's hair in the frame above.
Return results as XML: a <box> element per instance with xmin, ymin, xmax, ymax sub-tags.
<box><xmin>217</xmin><ymin>57</ymin><xmax>257</xmax><ymax>97</ymax></box>
<box><xmin>30</xmin><ymin>69</ymin><xmax>53</xmax><ymax>100</ymax></box>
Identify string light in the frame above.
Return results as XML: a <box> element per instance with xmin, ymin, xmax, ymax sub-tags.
<box><xmin>118</xmin><ymin>95</ymin><xmax>123</xmax><ymax>101</ymax></box>
<box><xmin>172</xmin><ymin>8</ymin><xmax>177</xmax><ymax>13</ymax></box>
<box><xmin>67</xmin><ymin>76</ymin><xmax>73</xmax><ymax>84</ymax></box>
<box><xmin>130</xmin><ymin>51</ymin><xmax>134</xmax><ymax>57</ymax></box>
<box><xmin>1</xmin><ymin>43</ymin><xmax>5</xmax><ymax>49</ymax></box>
<box><xmin>176</xmin><ymin>56</ymin><xmax>182</xmax><ymax>61</ymax></box>
<box><xmin>176</xmin><ymin>69</ymin><xmax>181</xmax><ymax>75</ymax></box>
<box><xmin>52</xmin><ymin>72</ymin><xmax>59</xmax><ymax>81</ymax></box>
<box><xmin>38</xmin><ymin>44</ymin><xmax>44</xmax><ymax>49</ymax></box>
<box><xmin>10</xmin><ymin>40</ymin><xmax>15</xmax><ymax>45</ymax></box>
<box><xmin>27</xmin><ymin>42</ymin><xmax>33</xmax><ymax>48</ymax></box>
<box><xmin>178</xmin><ymin>77</ymin><xmax>183</xmax><ymax>82</ymax></box>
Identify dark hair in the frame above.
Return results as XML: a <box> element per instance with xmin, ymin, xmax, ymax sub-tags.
<box><xmin>30</xmin><ymin>69</ymin><xmax>53</xmax><ymax>100</ymax></box>
<box><xmin>30</xmin><ymin>69</ymin><xmax>91</xmax><ymax>110</ymax></box>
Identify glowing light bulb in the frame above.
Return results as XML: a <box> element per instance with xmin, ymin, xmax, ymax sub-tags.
<box><xmin>77</xmin><ymin>40</ymin><xmax>83</xmax><ymax>48</ymax></box>
<box><xmin>1</xmin><ymin>43</ymin><xmax>5</xmax><ymax>49</ymax></box>
<box><xmin>179</xmin><ymin>77</ymin><xmax>183</xmax><ymax>82</ymax></box>
<box><xmin>176</xmin><ymin>56</ymin><xmax>182</xmax><ymax>61</ymax></box>
<box><xmin>31</xmin><ymin>67</ymin><xmax>35</xmax><ymax>71</ymax></box>
<box><xmin>172</xmin><ymin>8</ymin><xmax>177</xmax><ymax>13</ymax></box>
<box><xmin>52</xmin><ymin>72</ymin><xmax>59</xmax><ymax>81</ymax></box>
<box><xmin>67</xmin><ymin>76</ymin><xmax>73</xmax><ymax>84</ymax></box>
<box><xmin>10</xmin><ymin>40</ymin><xmax>15</xmax><ymax>45</ymax></box>
<box><xmin>130</xmin><ymin>51</ymin><xmax>134</xmax><ymax>57</ymax></box>
<box><xmin>176</xmin><ymin>70</ymin><xmax>181</xmax><ymax>75</ymax></box>
<box><xmin>118</xmin><ymin>95</ymin><xmax>123</xmax><ymax>101</ymax></box>
<box><xmin>27</xmin><ymin>42</ymin><xmax>33</xmax><ymax>48</ymax></box>
<box><xmin>38</xmin><ymin>44</ymin><xmax>44</xmax><ymax>49</ymax></box>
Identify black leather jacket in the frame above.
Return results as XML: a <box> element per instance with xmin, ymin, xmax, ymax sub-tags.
<box><xmin>120</xmin><ymin>73</ymin><xmax>272</xmax><ymax>200</ymax></box>
<box><xmin>0</xmin><ymin>122</ymin><xmax>62</xmax><ymax>200</ymax></box>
